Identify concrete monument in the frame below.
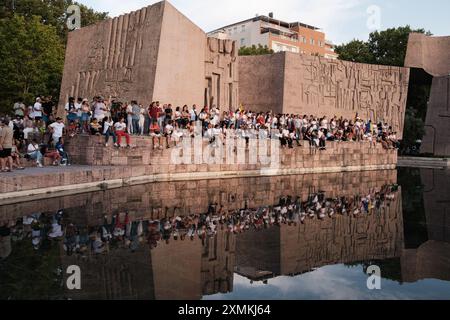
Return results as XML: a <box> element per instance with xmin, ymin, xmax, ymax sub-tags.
<box><xmin>405</xmin><ymin>33</ymin><xmax>450</xmax><ymax>156</ymax></box>
<box><xmin>58</xmin><ymin>1</ymin><xmax>238</xmax><ymax>113</ymax></box>
<box><xmin>239</xmin><ymin>52</ymin><xmax>410</xmax><ymax>138</ymax></box>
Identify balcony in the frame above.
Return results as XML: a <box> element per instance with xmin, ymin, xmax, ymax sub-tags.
<box><xmin>263</xmin><ymin>31</ymin><xmax>299</xmax><ymax>43</ymax></box>
<box><xmin>260</xmin><ymin>21</ymin><xmax>296</xmax><ymax>35</ymax></box>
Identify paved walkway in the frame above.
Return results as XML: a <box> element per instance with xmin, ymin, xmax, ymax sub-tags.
<box><xmin>0</xmin><ymin>165</ymin><xmax>113</xmax><ymax>178</ymax></box>
<box><xmin>398</xmin><ymin>157</ymin><xmax>450</xmax><ymax>169</ymax></box>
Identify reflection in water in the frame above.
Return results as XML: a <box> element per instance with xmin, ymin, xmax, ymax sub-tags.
<box><xmin>1</xmin><ymin>169</ymin><xmax>450</xmax><ymax>300</ymax></box>
<box><xmin>399</xmin><ymin>169</ymin><xmax>450</xmax><ymax>284</ymax></box>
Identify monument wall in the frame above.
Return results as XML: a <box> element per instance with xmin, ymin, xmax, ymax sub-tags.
<box><xmin>404</xmin><ymin>33</ymin><xmax>450</xmax><ymax>77</ymax></box>
<box><xmin>0</xmin><ymin>137</ymin><xmax>398</xmax><ymax>202</ymax></box>
<box><xmin>58</xmin><ymin>3</ymin><xmax>165</xmax><ymax>108</ymax></box>
<box><xmin>405</xmin><ymin>34</ymin><xmax>450</xmax><ymax>156</ymax></box>
<box><xmin>63</xmin><ymin>134</ymin><xmax>397</xmax><ymax>168</ymax></box>
<box><xmin>238</xmin><ymin>54</ymin><xmax>286</xmax><ymax>114</ymax></box>
<box><xmin>420</xmin><ymin>76</ymin><xmax>450</xmax><ymax>156</ymax></box>
<box><xmin>240</xmin><ymin>52</ymin><xmax>410</xmax><ymax>138</ymax></box>
<box><xmin>58</xmin><ymin>1</ymin><xmax>239</xmax><ymax>113</ymax></box>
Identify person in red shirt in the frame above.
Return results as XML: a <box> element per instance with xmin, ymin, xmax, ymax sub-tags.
<box><xmin>149</xmin><ymin>102</ymin><xmax>159</xmax><ymax>122</ymax></box>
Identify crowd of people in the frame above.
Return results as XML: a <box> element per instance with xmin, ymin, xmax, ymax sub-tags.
<box><xmin>0</xmin><ymin>95</ymin><xmax>401</xmax><ymax>172</ymax></box>
<box><xmin>0</xmin><ymin>184</ymin><xmax>398</xmax><ymax>258</ymax></box>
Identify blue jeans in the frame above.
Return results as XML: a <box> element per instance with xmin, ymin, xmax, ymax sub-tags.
<box><xmin>28</xmin><ymin>150</ymin><xmax>43</xmax><ymax>164</ymax></box>
<box><xmin>132</xmin><ymin>118</ymin><xmax>140</xmax><ymax>134</ymax></box>
<box><xmin>104</xmin><ymin>130</ymin><xmax>117</xmax><ymax>144</ymax></box>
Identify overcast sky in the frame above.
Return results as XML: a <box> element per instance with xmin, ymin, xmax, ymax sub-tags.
<box><xmin>78</xmin><ymin>0</ymin><xmax>450</xmax><ymax>44</ymax></box>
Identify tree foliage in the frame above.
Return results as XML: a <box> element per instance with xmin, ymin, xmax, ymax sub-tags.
<box><xmin>0</xmin><ymin>14</ymin><xmax>65</xmax><ymax>113</ymax></box>
<box><xmin>334</xmin><ymin>40</ymin><xmax>374</xmax><ymax>64</ymax></box>
<box><xmin>1</xmin><ymin>0</ymin><xmax>108</xmax><ymax>40</ymax></box>
<box><xmin>0</xmin><ymin>0</ymin><xmax>108</xmax><ymax>114</ymax></box>
<box><xmin>335</xmin><ymin>26</ymin><xmax>430</xmax><ymax>67</ymax></box>
<box><xmin>239</xmin><ymin>44</ymin><xmax>274</xmax><ymax>56</ymax></box>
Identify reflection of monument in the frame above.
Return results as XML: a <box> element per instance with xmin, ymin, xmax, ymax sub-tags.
<box><xmin>61</xmin><ymin>229</ymin><xmax>234</xmax><ymax>300</ymax></box>
<box><xmin>400</xmin><ymin>169</ymin><xmax>450</xmax><ymax>283</ymax></box>
<box><xmin>405</xmin><ymin>33</ymin><xmax>450</xmax><ymax>156</ymax></box>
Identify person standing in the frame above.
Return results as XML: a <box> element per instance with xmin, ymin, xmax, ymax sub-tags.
<box><xmin>42</xmin><ymin>96</ymin><xmax>55</xmax><ymax>125</ymax></box>
<box><xmin>156</xmin><ymin>101</ymin><xmax>165</xmax><ymax>130</ymax></box>
<box><xmin>0</xmin><ymin>118</ymin><xmax>14</xmax><ymax>172</ymax></box>
<box><xmin>131</xmin><ymin>101</ymin><xmax>141</xmax><ymax>135</ymax></box>
<box><xmin>13</xmin><ymin>98</ymin><xmax>26</xmax><ymax>119</ymax></box>
<box><xmin>139</xmin><ymin>104</ymin><xmax>146</xmax><ymax>136</ymax></box>
<box><xmin>190</xmin><ymin>105</ymin><xmax>198</xmax><ymax>122</ymax></box>
<box><xmin>93</xmin><ymin>97</ymin><xmax>107</xmax><ymax>122</ymax></box>
<box><xmin>48</xmin><ymin>117</ymin><xmax>65</xmax><ymax>146</ymax></box>
<box><xmin>126</xmin><ymin>101</ymin><xmax>133</xmax><ymax>134</ymax></box>
<box><xmin>33</xmin><ymin>97</ymin><xmax>43</xmax><ymax>122</ymax></box>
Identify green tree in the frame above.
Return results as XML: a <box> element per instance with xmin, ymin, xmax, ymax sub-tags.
<box><xmin>335</xmin><ymin>26</ymin><xmax>430</xmax><ymax>67</ymax></box>
<box><xmin>368</xmin><ymin>26</ymin><xmax>430</xmax><ymax>67</ymax></box>
<box><xmin>239</xmin><ymin>44</ymin><xmax>274</xmax><ymax>56</ymax></box>
<box><xmin>335</xmin><ymin>40</ymin><xmax>374</xmax><ymax>64</ymax></box>
<box><xmin>402</xmin><ymin>108</ymin><xmax>425</xmax><ymax>148</ymax></box>
<box><xmin>1</xmin><ymin>0</ymin><xmax>108</xmax><ymax>40</ymax></box>
<box><xmin>0</xmin><ymin>14</ymin><xmax>65</xmax><ymax>113</ymax></box>
<box><xmin>0</xmin><ymin>1</ymin><xmax>108</xmax><ymax>114</ymax></box>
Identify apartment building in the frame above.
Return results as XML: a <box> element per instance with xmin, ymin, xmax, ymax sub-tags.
<box><xmin>208</xmin><ymin>14</ymin><xmax>338</xmax><ymax>59</ymax></box>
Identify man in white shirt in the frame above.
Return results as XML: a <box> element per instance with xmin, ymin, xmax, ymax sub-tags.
<box><xmin>114</xmin><ymin>117</ymin><xmax>131</xmax><ymax>148</ymax></box>
<box><xmin>49</xmin><ymin>117</ymin><xmax>65</xmax><ymax>145</ymax></box>
<box><xmin>33</xmin><ymin>97</ymin><xmax>43</xmax><ymax>121</ymax></box>
<box><xmin>93</xmin><ymin>97</ymin><xmax>106</xmax><ymax>121</ymax></box>
<box><xmin>190</xmin><ymin>105</ymin><xmax>198</xmax><ymax>122</ymax></box>
<box><xmin>164</xmin><ymin>120</ymin><xmax>174</xmax><ymax>148</ymax></box>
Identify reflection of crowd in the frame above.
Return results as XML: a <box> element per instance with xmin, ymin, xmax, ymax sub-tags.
<box><xmin>0</xmin><ymin>184</ymin><xmax>398</xmax><ymax>259</ymax></box>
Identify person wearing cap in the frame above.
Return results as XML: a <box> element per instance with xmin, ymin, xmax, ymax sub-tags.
<box><xmin>0</xmin><ymin>118</ymin><xmax>14</xmax><ymax>172</ymax></box>
<box><xmin>33</xmin><ymin>97</ymin><xmax>43</xmax><ymax>121</ymax></box>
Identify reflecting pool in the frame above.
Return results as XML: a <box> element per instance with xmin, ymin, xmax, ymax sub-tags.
<box><xmin>0</xmin><ymin>168</ymin><xmax>449</xmax><ymax>300</ymax></box>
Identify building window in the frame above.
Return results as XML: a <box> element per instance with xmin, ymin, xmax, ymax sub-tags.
<box><xmin>228</xmin><ymin>28</ymin><xmax>232</xmax><ymax>34</ymax></box>
<box><xmin>303</xmin><ymin>37</ymin><xmax>307</xmax><ymax>44</ymax></box>
<box><xmin>241</xmin><ymin>25</ymin><xmax>246</xmax><ymax>32</ymax></box>
<box><xmin>240</xmin><ymin>38</ymin><xmax>245</xmax><ymax>46</ymax></box>
<box><xmin>310</xmin><ymin>38</ymin><xmax>315</xmax><ymax>45</ymax></box>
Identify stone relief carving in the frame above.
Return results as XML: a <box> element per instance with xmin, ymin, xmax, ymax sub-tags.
<box><xmin>294</xmin><ymin>56</ymin><xmax>409</xmax><ymax>135</ymax></box>
<box><xmin>205</xmin><ymin>38</ymin><xmax>239</xmax><ymax>110</ymax></box>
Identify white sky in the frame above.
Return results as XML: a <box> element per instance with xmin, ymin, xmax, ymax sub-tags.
<box><xmin>79</xmin><ymin>0</ymin><xmax>450</xmax><ymax>44</ymax></box>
